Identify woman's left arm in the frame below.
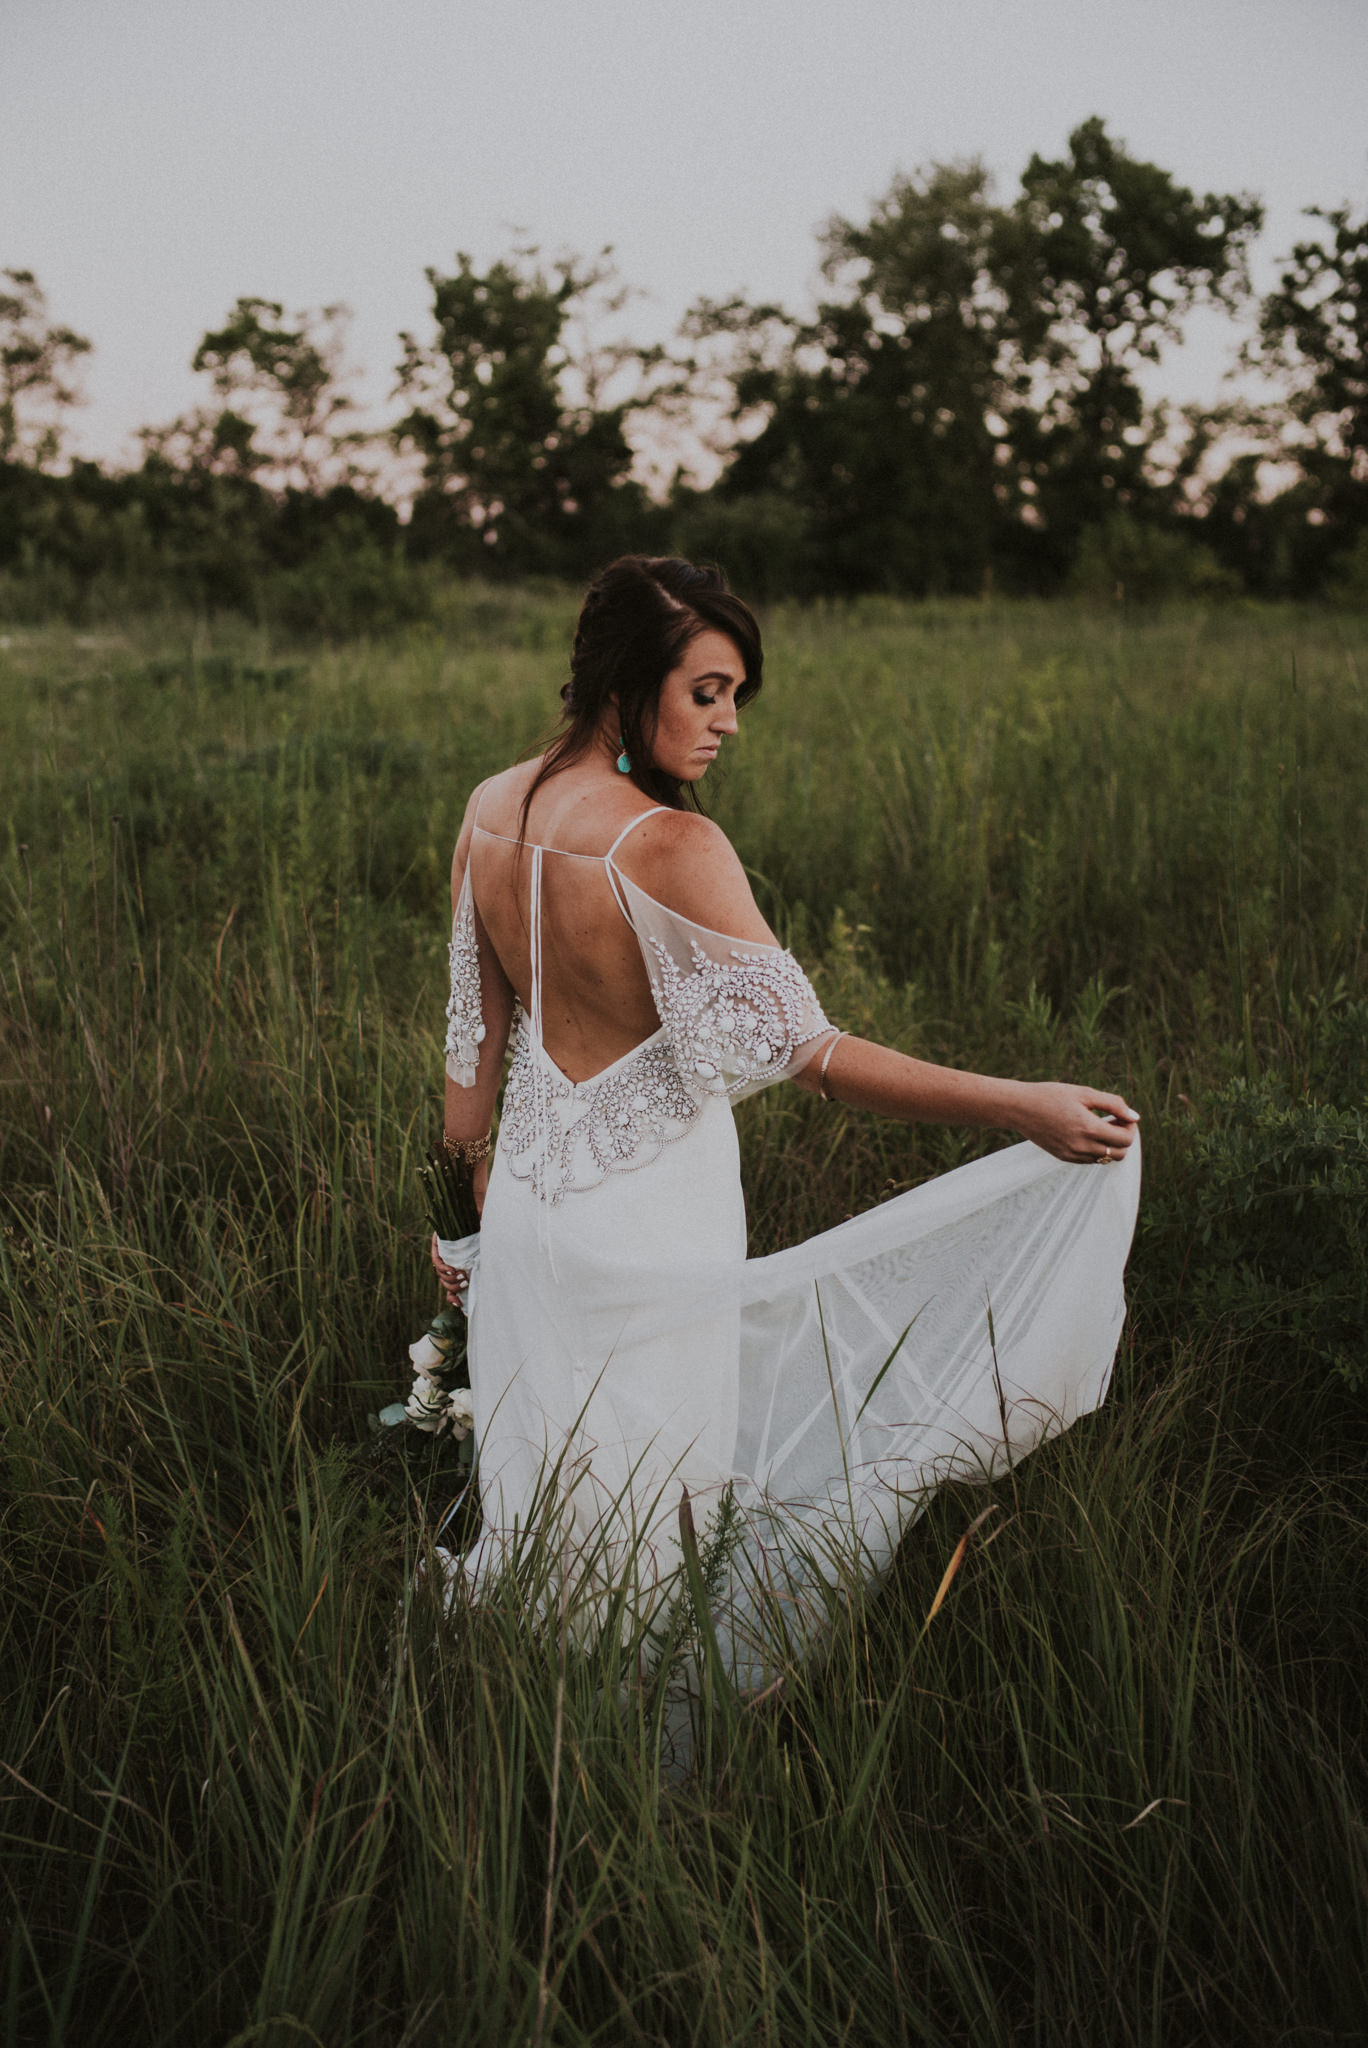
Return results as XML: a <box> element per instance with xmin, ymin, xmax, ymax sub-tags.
<box><xmin>790</xmin><ymin>1033</ymin><xmax>1138</xmax><ymax>1165</ymax></box>
<box><xmin>619</xmin><ymin>811</ymin><xmax>1135</xmax><ymax>1163</ymax></box>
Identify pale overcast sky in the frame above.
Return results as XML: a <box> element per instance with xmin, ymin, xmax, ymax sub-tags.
<box><xmin>3</xmin><ymin>0</ymin><xmax>1366</xmax><ymax>469</ymax></box>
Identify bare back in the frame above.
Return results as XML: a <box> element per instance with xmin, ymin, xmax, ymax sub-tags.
<box><xmin>462</xmin><ymin>763</ymin><xmax>674</xmax><ymax>1085</ymax></box>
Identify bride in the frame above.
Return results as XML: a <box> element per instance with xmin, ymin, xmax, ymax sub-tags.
<box><xmin>431</xmin><ymin>555</ymin><xmax>1139</xmax><ymax>1686</ymax></box>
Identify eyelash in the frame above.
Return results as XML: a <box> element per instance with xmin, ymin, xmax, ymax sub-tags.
<box><xmin>693</xmin><ymin>691</ymin><xmax>717</xmax><ymax>707</ymax></box>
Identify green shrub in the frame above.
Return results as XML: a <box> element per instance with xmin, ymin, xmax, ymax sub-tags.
<box><xmin>669</xmin><ymin>489</ymin><xmax>814</xmax><ymax>600</ymax></box>
<box><xmin>1326</xmin><ymin>530</ymin><xmax>1368</xmax><ymax>610</ymax></box>
<box><xmin>1069</xmin><ymin>510</ymin><xmax>1241</xmax><ymax>602</ymax></box>
<box><xmin>1147</xmin><ymin>1074</ymin><xmax>1368</xmax><ymax>1387</ymax></box>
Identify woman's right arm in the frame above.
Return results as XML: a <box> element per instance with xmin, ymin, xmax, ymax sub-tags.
<box><xmin>432</xmin><ymin>786</ymin><xmax>516</xmax><ymax>1298</ymax></box>
<box><xmin>443</xmin><ymin>780</ymin><xmax>516</xmax><ymax>1162</ymax></box>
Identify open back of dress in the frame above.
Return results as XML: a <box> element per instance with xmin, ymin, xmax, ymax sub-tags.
<box><xmin>442</xmin><ymin>806</ymin><xmax>1140</xmax><ymax>1690</ymax></box>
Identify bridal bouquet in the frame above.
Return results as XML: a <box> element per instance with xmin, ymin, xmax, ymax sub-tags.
<box><xmin>376</xmin><ymin>1144</ymin><xmax>482</xmax><ymax>1457</ymax></box>
<box><xmin>400</xmin><ymin>1306</ymin><xmax>475</xmax><ymax>1446</ymax></box>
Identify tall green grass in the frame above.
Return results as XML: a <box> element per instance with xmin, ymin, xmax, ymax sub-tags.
<box><xmin>2</xmin><ymin>595</ymin><xmax>1367</xmax><ymax>2043</ymax></box>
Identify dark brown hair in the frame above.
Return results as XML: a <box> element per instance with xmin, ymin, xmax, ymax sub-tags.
<box><xmin>519</xmin><ymin>555</ymin><xmax>763</xmax><ymax>831</ymax></box>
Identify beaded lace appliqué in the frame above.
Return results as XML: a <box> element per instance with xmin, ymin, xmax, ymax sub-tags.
<box><xmin>444</xmin><ymin>884</ymin><xmax>486</xmax><ymax>1086</ymax></box>
<box><xmin>646</xmin><ymin>939</ymin><xmax>829</xmax><ymax>1096</ymax></box>
<box><xmin>499</xmin><ymin>1014</ymin><xmax>700</xmax><ymax>1205</ymax></box>
<box><xmin>498</xmin><ymin>942</ymin><xmax>828</xmax><ymax>1204</ymax></box>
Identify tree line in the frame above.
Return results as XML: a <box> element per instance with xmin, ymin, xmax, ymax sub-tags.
<box><xmin>3</xmin><ymin>119</ymin><xmax>1366</xmax><ymax>625</ymax></box>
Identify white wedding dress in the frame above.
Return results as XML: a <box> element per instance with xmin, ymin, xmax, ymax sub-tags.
<box><xmin>440</xmin><ymin>808</ymin><xmax>1140</xmax><ymax>1690</ymax></box>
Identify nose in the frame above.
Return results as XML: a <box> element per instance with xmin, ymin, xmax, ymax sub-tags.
<box><xmin>713</xmin><ymin>694</ymin><xmax>739</xmax><ymax>735</ymax></box>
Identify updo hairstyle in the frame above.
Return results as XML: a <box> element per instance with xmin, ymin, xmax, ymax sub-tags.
<box><xmin>520</xmin><ymin>556</ymin><xmax>764</xmax><ymax>826</ymax></box>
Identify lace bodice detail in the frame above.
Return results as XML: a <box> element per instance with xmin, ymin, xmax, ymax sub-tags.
<box><xmin>498</xmin><ymin>1012</ymin><xmax>702</xmax><ymax>1204</ymax></box>
<box><xmin>646</xmin><ymin>933</ymin><xmax>830</xmax><ymax>1099</ymax></box>
<box><xmin>444</xmin><ymin>814</ymin><xmax>833</xmax><ymax>1201</ymax></box>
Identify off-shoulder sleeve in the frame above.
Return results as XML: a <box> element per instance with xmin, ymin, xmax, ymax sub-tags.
<box><xmin>444</xmin><ymin>863</ymin><xmax>486</xmax><ymax>1086</ymax></box>
<box><xmin>614</xmin><ymin>870</ymin><xmax>832</xmax><ymax>1101</ymax></box>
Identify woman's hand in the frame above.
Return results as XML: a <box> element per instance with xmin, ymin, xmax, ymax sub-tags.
<box><xmin>431</xmin><ymin>1234</ymin><xmax>470</xmax><ymax>1308</ymax></box>
<box><xmin>1010</xmin><ymin>1082</ymin><xmax>1140</xmax><ymax>1165</ymax></box>
<box><xmin>429</xmin><ymin>1152</ymin><xmax>487</xmax><ymax>1306</ymax></box>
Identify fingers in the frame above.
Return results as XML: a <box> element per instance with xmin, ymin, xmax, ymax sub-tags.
<box><xmin>1082</xmin><ymin>1088</ymin><xmax>1139</xmax><ymax>1125</ymax></box>
<box><xmin>1077</xmin><ymin>1088</ymin><xmax>1139</xmax><ymax>1166</ymax></box>
<box><xmin>430</xmin><ymin>1232</ymin><xmax>470</xmax><ymax>1304</ymax></box>
<box><xmin>431</xmin><ymin>1231</ymin><xmax>467</xmax><ymax>1278</ymax></box>
<box><xmin>1032</xmin><ymin>1087</ymin><xmax>1139</xmax><ymax>1164</ymax></box>
<box><xmin>1024</xmin><ymin>1082</ymin><xmax>1140</xmax><ymax>1164</ymax></box>
<box><xmin>1083</xmin><ymin>1112</ymin><xmax>1133</xmax><ymax>1165</ymax></box>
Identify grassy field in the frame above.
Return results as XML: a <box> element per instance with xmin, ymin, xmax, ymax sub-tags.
<box><xmin>2</xmin><ymin>592</ymin><xmax>1367</xmax><ymax>2044</ymax></box>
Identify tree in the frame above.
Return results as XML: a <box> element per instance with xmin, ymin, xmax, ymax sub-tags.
<box><xmin>120</xmin><ymin>295</ymin><xmax>392</xmax><ymax>613</ymax></box>
<box><xmin>0</xmin><ymin>269</ymin><xmax>92</xmax><ymax>469</ymax></box>
<box><xmin>394</xmin><ymin>248</ymin><xmax>658</xmax><ymax>575</ymax></box>
<box><xmin>995</xmin><ymin>118</ymin><xmax>1263</xmax><ymax>573</ymax></box>
<box><xmin>133</xmin><ymin>297</ymin><xmax>368</xmax><ymax>494</ymax></box>
<box><xmin>689</xmin><ymin>126</ymin><xmax>1262</xmax><ymax>595</ymax></box>
<box><xmin>188</xmin><ymin>296</ymin><xmax>368</xmax><ymax>493</ymax></box>
<box><xmin>136</xmin><ymin>405</ymin><xmax>267</xmax><ymax>482</ymax></box>
<box><xmin>1254</xmin><ymin>204</ymin><xmax>1368</xmax><ymax>575</ymax></box>
<box><xmin>691</xmin><ymin>161</ymin><xmax>1012</xmax><ymax>594</ymax></box>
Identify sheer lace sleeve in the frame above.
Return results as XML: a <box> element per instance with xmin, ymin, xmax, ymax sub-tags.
<box><xmin>444</xmin><ymin>863</ymin><xmax>486</xmax><ymax>1086</ymax></box>
<box><xmin>613</xmin><ymin>870</ymin><xmax>832</xmax><ymax>1101</ymax></box>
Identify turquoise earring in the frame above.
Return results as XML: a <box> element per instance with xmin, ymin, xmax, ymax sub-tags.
<box><xmin>616</xmin><ymin>737</ymin><xmax>632</xmax><ymax>774</ymax></box>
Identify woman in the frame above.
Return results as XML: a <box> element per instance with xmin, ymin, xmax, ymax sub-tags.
<box><xmin>433</xmin><ymin>556</ymin><xmax>1139</xmax><ymax>1684</ymax></box>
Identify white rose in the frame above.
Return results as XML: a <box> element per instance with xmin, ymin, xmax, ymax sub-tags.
<box><xmin>409</xmin><ymin>1332</ymin><xmax>450</xmax><ymax>1371</ymax></box>
<box><xmin>405</xmin><ymin>1375</ymin><xmax>446</xmax><ymax>1432</ymax></box>
<box><xmin>446</xmin><ymin>1388</ymin><xmax>475</xmax><ymax>1441</ymax></box>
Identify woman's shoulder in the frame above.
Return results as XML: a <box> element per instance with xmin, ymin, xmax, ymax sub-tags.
<box><xmin>618</xmin><ymin>809</ymin><xmax>775</xmax><ymax>942</ymax></box>
<box><xmin>449</xmin><ymin>767</ymin><xmax>534</xmax><ymax>902</ymax></box>
<box><xmin>621</xmin><ymin>806</ymin><xmax>728</xmax><ymax>869</ymax></box>
<box><xmin>467</xmin><ymin>762</ymin><xmax>538</xmax><ymax>825</ymax></box>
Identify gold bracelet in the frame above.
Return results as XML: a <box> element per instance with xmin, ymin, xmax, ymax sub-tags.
<box><xmin>817</xmin><ymin>1031</ymin><xmax>846</xmax><ymax>1103</ymax></box>
<box><xmin>442</xmin><ymin>1131</ymin><xmax>492</xmax><ymax>1166</ymax></box>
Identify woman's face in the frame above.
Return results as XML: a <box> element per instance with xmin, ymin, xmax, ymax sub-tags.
<box><xmin>647</xmin><ymin>629</ymin><xmax>745</xmax><ymax>782</ymax></box>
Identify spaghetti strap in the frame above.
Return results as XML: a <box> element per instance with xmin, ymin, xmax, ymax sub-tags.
<box><xmin>468</xmin><ymin>798</ymin><xmax>670</xmax><ymax>863</ymax></box>
<box><xmin>604</xmin><ymin>806</ymin><xmax>671</xmax><ymax>865</ymax></box>
<box><xmin>604</xmin><ymin>806</ymin><xmax>671</xmax><ymax>923</ymax></box>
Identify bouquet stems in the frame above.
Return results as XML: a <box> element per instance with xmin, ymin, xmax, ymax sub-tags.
<box><xmin>418</xmin><ymin>1143</ymin><xmax>482</xmax><ymax>1242</ymax></box>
